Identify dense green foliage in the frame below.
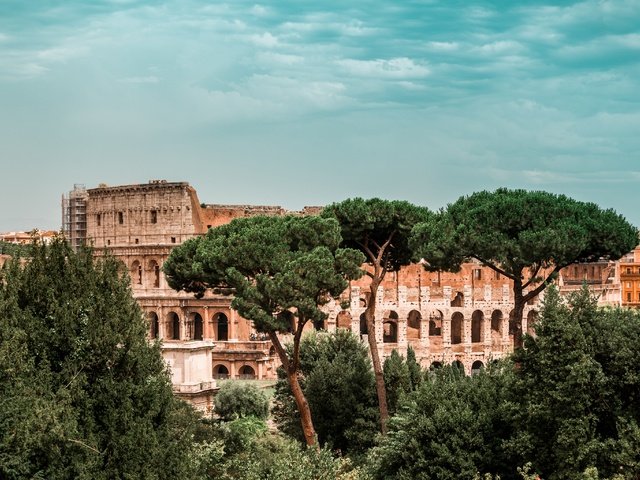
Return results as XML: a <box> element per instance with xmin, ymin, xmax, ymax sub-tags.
<box><xmin>0</xmin><ymin>240</ymin><xmax>29</xmax><ymax>256</ymax></box>
<box><xmin>163</xmin><ymin>214</ymin><xmax>365</xmax><ymax>445</ymax></box>
<box><xmin>273</xmin><ymin>330</ymin><xmax>379</xmax><ymax>455</ymax></box>
<box><xmin>411</xmin><ymin>189</ymin><xmax>638</xmax><ymax>338</ymax></box>
<box><xmin>219</xmin><ymin>433</ymin><xmax>366</xmax><ymax>480</ymax></box>
<box><xmin>382</xmin><ymin>350</ymin><xmax>412</xmax><ymax>416</ymax></box>
<box><xmin>0</xmin><ymin>239</ymin><xmax>198</xmax><ymax>479</ymax></box>
<box><xmin>214</xmin><ymin>382</ymin><xmax>269</xmax><ymax>421</ymax></box>
<box><xmin>322</xmin><ymin>198</ymin><xmax>432</xmax><ymax>273</ymax></box>
<box><xmin>370</xmin><ymin>365</ymin><xmax>512</xmax><ymax>479</ymax></box>
<box><xmin>507</xmin><ymin>287</ymin><xmax>640</xmax><ymax>479</ymax></box>
<box><xmin>368</xmin><ymin>287</ymin><xmax>640</xmax><ymax>479</ymax></box>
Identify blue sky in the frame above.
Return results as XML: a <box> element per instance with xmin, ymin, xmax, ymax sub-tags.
<box><xmin>1</xmin><ymin>0</ymin><xmax>639</xmax><ymax>231</ymax></box>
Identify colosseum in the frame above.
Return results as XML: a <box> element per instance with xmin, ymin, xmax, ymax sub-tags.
<box><xmin>60</xmin><ymin>180</ymin><xmax>629</xmax><ymax>410</ymax></box>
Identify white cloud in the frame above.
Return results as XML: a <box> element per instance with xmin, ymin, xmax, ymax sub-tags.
<box><xmin>255</xmin><ymin>51</ymin><xmax>303</xmax><ymax>66</ymax></box>
<box><xmin>337</xmin><ymin>57</ymin><xmax>430</xmax><ymax>79</ymax></box>
<box><xmin>36</xmin><ymin>45</ymin><xmax>90</xmax><ymax>62</ymax></box>
<box><xmin>249</xmin><ymin>32</ymin><xmax>279</xmax><ymax>48</ymax></box>
<box><xmin>425</xmin><ymin>41</ymin><xmax>460</xmax><ymax>52</ymax></box>
<box><xmin>118</xmin><ymin>76</ymin><xmax>160</xmax><ymax>84</ymax></box>
<box><xmin>250</xmin><ymin>4</ymin><xmax>268</xmax><ymax>16</ymax></box>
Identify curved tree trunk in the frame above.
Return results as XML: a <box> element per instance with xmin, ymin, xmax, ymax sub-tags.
<box><xmin>286</xmin><ymin>368</ymin><xmax>317</xmax><ymax>447</ymax></box>
<box><xmin>268</xmin><ymin>330</ymin><xmax>317</xmax><ymax>447</ymax></box>
<box><xmin>365</xmin><ymin>280</ymin><xmax>389</xmax><ymax>434</ymax></box>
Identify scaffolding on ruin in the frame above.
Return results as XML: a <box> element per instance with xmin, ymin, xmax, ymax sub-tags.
<box><xmin>61</xmin><ymin>184</ymin><xmax>88</xmax><ymax>250</ymax></box>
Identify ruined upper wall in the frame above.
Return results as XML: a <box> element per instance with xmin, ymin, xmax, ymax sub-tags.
<box><xmin>199</xmin><ymin>204</ymin><xmax>324</xmax><ymax>229</ymax></box>
<box><xmin>86</xmin><ymin>180</ymin><xmax>202</xmax><ymax>247</ymax></box>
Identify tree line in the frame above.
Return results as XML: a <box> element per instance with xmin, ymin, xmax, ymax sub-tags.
<box><xmin>1</xmin><ymin>188</ymin><xmax>638</xmax><ymax>478</ymax></box>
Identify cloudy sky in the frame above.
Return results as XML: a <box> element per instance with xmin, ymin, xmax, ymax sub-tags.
<box><xmin>1</xmin><ymin>0</ymin><xmax>639</xmax><ymax>231</ymax></box>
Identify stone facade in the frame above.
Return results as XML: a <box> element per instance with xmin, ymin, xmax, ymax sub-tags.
<box><xmin>619</xmin><ymin>246</ymin><xmax>640</xmax><ymax>308</ymax></box>
<box><xmin>75</xmin><ymin>179</ymin><xmax>632</xmax><ymax>408</ymax></box>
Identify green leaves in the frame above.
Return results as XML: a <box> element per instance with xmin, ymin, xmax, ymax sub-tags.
<box><xmin>412</xmin><ymin>188</ymin><xmax>637</xmax><ymax>279</ymax></box>
<box><xmin>165</xmin><ymin>215</ymin><xmax>365</xmax><ymax>334</ymax></box>
<box><xmin>0</xmin><ymin>239</ymin><xmax>199</xmax><ymax>479</ymax></box>
<box><xmin>322</xmin><ymin>198</ymin><xmax>432</xmax><ymax>272</ymax></box>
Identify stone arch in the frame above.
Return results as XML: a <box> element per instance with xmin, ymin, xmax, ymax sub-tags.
<box><xmin>471</xmin><ymin>360</ymin><xmax>484</xmax><ymax>375</ymax></box>
<box><xmin>471</xmin><ymin>310</ymin><xmax>484</xmax><ymax>343</ymax></box>
<box><xmin>429</xmin><ymin>310</ymin><xmax>443</xmax><ymax>336</ymax></box>
<box><xmin>359</xmin><ymin>312</ymin><xmax>368</xmax><ymax>335</ymax></box>
<box><xmin>383</xmin><ymin>310</ymin><xmax>398</xmax><ymax>343</ymax></box>
<box><xmin>148</xmin><ymin>259</ymin><xmax>160</xmax><ymax>288</ymax></box>
<box><xmin>213</xmin><ymin>364</ymin><xmax>229</xmax><ymax>379</ymax></box>
<box><xmin>212</xmin><ymin>312</ymin><xmax>228</xmax><ymax>341</ymax></box>
<box><xmin>430</xmin><ymin>361</ymin><xmax>443</xmax><ymax>370</ymax></box>
<box><xmin>149</xmin><ymin>311</ymin><xmax>159</xmax><ymax>339</ymax></box>
<box><xmin>360</xmin><ymin>296</ymin><xmax>368</xmax><ymax>308</ymax></box>
<box><xmin>239</xmin><ymin>365</ymin><xmax>256</xmax><ymax>379</ymax></box>
<box><xmin>269</xmin><ymin>345</ymin><xmax>276</xmax><ymax>357</ymax></box>
<box><xmin>451</xmin><ymin>291</ymin><xmax>464</xmax><ymax>307</ymax></box>
<box><xmin>191</xmin><ymin>312</ymin><xmax>204</xmax><ymax>341</ymax></box>
<box><xmin>451</xmin><ymin>312</ymin><xmax>463</xmax><ymax>345</ymax></box>
<box><xmin>527</xmin><ymin>310</ymin><xmax>539</xmax><ymax>336</ymax></box>
<box><xmin>336</xmin><ymin>311</ymin><xmax>352</xmax><ymax>330</ymax></box>
<box><xmin>407</xmin><ymin>310</ymin><xmax>422</xmax><ymax>340</ymax></box>
<box><xmin>452</xmin><ymin>360</ymin><xmax>465</xmax><ymax>373</ymax></box>
<box><xmin>130</xmin><ymin>259</ymin><xmax>142</xmax><ymax>285</ymax></box>
<box><xmin>491</xmin><ymin>310</ymin><xmax>503</xmax><ymax>348</ymax></box>
<box><xmin>167</xmin><ymin>311</ymin><xmax>180</xmax><ymax>340</ymax></box>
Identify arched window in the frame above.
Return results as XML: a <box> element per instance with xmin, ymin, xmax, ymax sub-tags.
<box><xmin>451</xmin><ymin>291</ymin><xmax>464</xmax><ymax>307</ymax></box>
<box><xmin>471</xmin><ymin>361</ymin><xmax>484</xmax><ymax>375</ymax></box>
<box><xmin>359</xmin><ymin>312</ymin><xmax>368</xmax><ymax>336</ymax></box>
<box><xmin>429</xmin><ymin>310</ymin><xmax>443</xmax><ymax>336</ymax></box>
<box><xmin>192</xmin><ymin>313</ymin><xmax>203</xmax><ymax>341</ymax></box>
<box><xmin>452</xmin><ymin>360</ymin><xmax>465</xmax><ymax>374</ymax></box>
<box><xmin>451</xmin><ymin>312</ymin><xmax>463</xmax><ymax>345</ymax></box>
<box><xmin>407</xmin><ymin>310</ymin><xmax>421</xmax><ymax>339</ymax></box>
<box><xmin>429</xmin><ymin>361</ymin><xmax>442</xmax><ymax>371</ymax></box>
<box><xmin>167</xmin><ymin>312</ymin><xmax>180</xmax><ymax>340</ymax></box>
<box><xmin>239</xmin><ymin>365</ymin><xmax>256</xmax><ymax>379</ymax></box>
<box><xmin>213</xmin><ymin>364</ymin><xmax>229</xmax><ymax>379</ymax></box>
<box><xmin>383</xmin><ymin>311</ymin><xmax>398</xmax><ymax>343</ymax></box>
<box><xmin>213</xmin><ymin>312</ymin><xmax>228</xmax><ymax>341</ymax></box>
<box><xmin>471</xmin><ymin>310</ymin><xmax>484</xmax><ymax>343</ymax></box>
<box><xmin>149</xmin><ymin>312</ymin><xmax>159</xmax><ymax>339</ymax></box>
<box><xmin>148</xmin><ymin>260</ymin><xmax>160</xmax><ymax>288</ymax></box>
<box><xmin>491</xmin><ymin>310</ymin><xmax>503</xmax><ymax>348</ymax></box>
<box><xmin>383</xmin><ymin>321</ymin><xmax>397</xmax><ymax>343</ymax></box>
<box><xmin>131</xmin><ymin>260</ymin><xmax>142</xmax><ymax>285</ymax></box>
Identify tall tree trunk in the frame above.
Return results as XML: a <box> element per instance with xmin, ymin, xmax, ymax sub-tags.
<box><xmin>287</xmin><ymin>368</ymin><xmax>317</xmax><ymax>447</ymax></box>
<box><xmin>365</xmin><ymin>279</ymin><xmax>389</xmax><ymax>434</ymax></box>
<box><xmin>268</xmin><ymin>331</ymin><xmax>317</xmax><ymax>447</ymax></box>
<box><xmin>512</xmin><ymin>282</ymin><xmax>525</xmax><ymax>348</ymax></box>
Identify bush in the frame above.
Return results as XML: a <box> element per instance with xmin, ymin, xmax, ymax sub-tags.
<box><xmin>214</xmin><ymin>382</ymin><xmax>269</xmax><ymax>421</ymax></box>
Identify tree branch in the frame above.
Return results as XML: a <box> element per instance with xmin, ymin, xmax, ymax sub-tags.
<box><xmin>522</xmin><ymin>264</ymin><xmax>541</xmax><ymax>290</ymax></box>
<box><xmin>268</xmin><ymin>330</ymin><xmax>290</xmax><ymax>372</ymax></box>
<box><xmin>472</xmin><ymin>255</ymin><xmax>514</xmax><ymax>280</ymax></box>
<box><xmin>523</xmin><ymin>266</ymin><xmax>561</xmax><ymax>303</ymax></box>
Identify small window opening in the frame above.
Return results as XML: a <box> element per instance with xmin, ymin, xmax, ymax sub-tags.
<box><xmin>171</xmin><ymin>237</ymin><xmax>176</xmax><ymax>244</ymax></box>
<box><xmin>96</xmin><ymin>214</ymin><xmax>101</xmax><ymax>226</ymax></box>
<box><xmin>135</xmin><ymin>238</ymin><xmax>139</xmax><ymax>244</ymax></box>
<box><xmin>118</xmin><ymin>212</ymin><xmax>124</xmax><ymax>224</ymax></box>
<box><xmin>473</xmin><ymin>268</ymin><xmax>482</xmax><ymax>280</ymax></box>
<box><xmin>150</xmin><ymin>210</ymin><xmax>157</xmax><ymax>224</ymax></box>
